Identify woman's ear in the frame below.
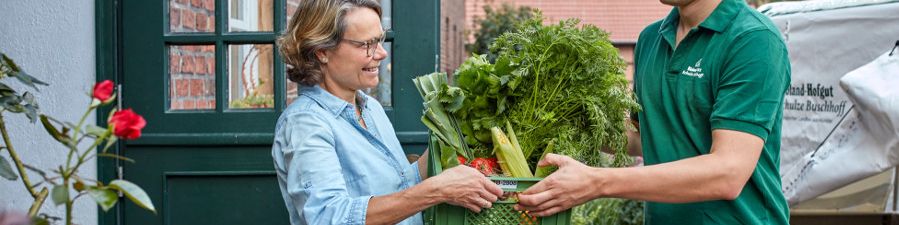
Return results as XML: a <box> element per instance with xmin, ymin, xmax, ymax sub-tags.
<box><xmin>315</xmin><ymin>49</ymin><xmax>329</xmax><ymax>64</ymax></box>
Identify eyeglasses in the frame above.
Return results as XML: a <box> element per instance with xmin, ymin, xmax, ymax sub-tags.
<box><xmin>341</xmin><ymin>31</ymin><xmax>387</xmax><ymax>57</ymax></box>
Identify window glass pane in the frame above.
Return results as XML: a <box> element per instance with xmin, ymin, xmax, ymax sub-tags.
<box><xmin>169</xmin><ymin>0</ymin><xmax>216</xmax><ymax>33</ymax></box>
<box><xmin>229</xmin><ymin>44</ymin><xmax>275</xmax><ymax>109</ymax></box>
<box><xmin>169</xmin><ymin>45</ymin><xmax>216</xmax><ymax>110</ymax></box>
<box><xmin>229</xmin><ymin>0</ymin><xmax>274</xmax><ymax>32</ymax></box>
<box><xmin>363</xmin><ymin>42</ymin><xmax>391</xmax><ymax>107</ymax></box>
<box><xmin>286</xmin><ymin>81</ymin><xmax>298</xmax><ymax>106</ymax></box>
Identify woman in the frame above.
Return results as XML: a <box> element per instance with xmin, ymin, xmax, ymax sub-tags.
<box><xmin>272</xmin><ymin>0</ymin><xmax>503</xmax><ymax>224</ymax></box>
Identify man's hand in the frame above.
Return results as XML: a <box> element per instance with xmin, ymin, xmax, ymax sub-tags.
<box><xmin>424</xmin><ymin>165</ymin><xmax>504</xmax><ymax>213</ymax></box>
<box><xmin>514</xmin><ymin>154</ymin><xmax>600</xmax><ymax>217</ymax></box>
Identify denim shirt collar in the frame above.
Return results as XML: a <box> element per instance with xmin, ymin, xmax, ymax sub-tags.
<box><xmin>299</xmin><ymin>85</ymin><xmax>369</xmax><ymax>117</ymax></box>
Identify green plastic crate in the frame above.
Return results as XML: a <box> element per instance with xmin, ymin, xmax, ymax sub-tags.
<box><xmin>423</xmin><ymin>135</ymin><xmax>571</xmax><ymax>225</ymax></box>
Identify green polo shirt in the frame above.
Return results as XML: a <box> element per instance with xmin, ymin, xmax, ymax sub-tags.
<box><xmin>633</xmin><ymin>0</ymin><xmax>791</xmax><ymax>224</ymax></box>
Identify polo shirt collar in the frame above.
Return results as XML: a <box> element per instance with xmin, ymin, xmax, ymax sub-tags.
<box><xmin>659</xmin><ymin>0</ymin><xmax>742</xmax><ymax>35</ymax></box>
<box><xmin>699</xmin><ymin>0</ymin><xmax>741</xmax><ymax>33</ymax></box>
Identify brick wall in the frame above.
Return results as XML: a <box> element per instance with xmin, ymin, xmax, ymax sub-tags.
<box><xmin>169</xmin><ymin>0</ymin><xmax>216</xmax><ymax>110</ymax></box>
<box><xmin>440</xmin><ymin>0</ymin><xmax>467</xmax><ymax>75</ymax></box>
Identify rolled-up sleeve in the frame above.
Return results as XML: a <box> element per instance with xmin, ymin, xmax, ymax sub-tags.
<box><xmin>409</xmin><ymin>161</ymin><xmax>423</xmax><ymax>183</ymax></box>
<box><xmin>281</xmin><ymin>112</ymin><xmax>371</xmax><ymax>225</ymax></box>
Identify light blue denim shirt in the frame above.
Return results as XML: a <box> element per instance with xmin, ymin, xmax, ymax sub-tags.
<box><xmin>272</xmin><ymin>85</ymin><xmax>423</xmax><ymax>225</ymax></box>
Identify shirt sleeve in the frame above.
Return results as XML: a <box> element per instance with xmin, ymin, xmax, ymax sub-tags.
<box><xmin>409</xmin><ymin>161</ymin><xmax>423</xmax><ymax>183</ymax></box>
<box><xmin>710</xmin><ymin>30</ymin><xmax>790</xmax><ymax>141</ymax></box>
<box><xmin>280</xmin><ymin>112</ymin><xmax>371</xmax><ymax>225</ymax></box>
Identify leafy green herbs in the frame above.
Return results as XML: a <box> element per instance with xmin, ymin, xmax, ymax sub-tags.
<box><xmin>453</xmin><ymin>15</ymin><xmax>640</xmax><ymax>167</ymax></box>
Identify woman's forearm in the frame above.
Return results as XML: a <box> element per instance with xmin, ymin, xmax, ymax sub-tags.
<box><xmin>417</xmin><ymin>150</ymin><xmax>429</xmax><ymax>179</ymax></box>
<box><xmin>365</xmin><ymin>179</ymin><xmax>442</xmax><ymax>225</ymax></box>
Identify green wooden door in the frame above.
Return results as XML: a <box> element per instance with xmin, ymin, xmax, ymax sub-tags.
<box><xmin>103</xmin><ymin>0</ymin><xmax>439</xmax><ymax>224</ymax></box>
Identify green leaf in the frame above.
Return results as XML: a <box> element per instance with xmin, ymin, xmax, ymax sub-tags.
<box><xmin>51</xmin><ymin>184</ymin><xmax>69</xmax><ymax>206</ymax></box>
<box><xmin>103</xmin><ymin>136</ymin><xmax>118</xmax><ymax>153</ymax></box>
<box><xmin>97</xmin><ymin>153</ymin><xmax>134</xmax><ymax>163</ymax></box>
<box><xmin>24</xmin><ymin>103</ymin><xmax>38</xmax><ymax>123</ymax></box>
<box><xmin>40</xmin><ymin>115</ymin><xmax>71</xmax><ymax>144</ymax></box>
<box><xmin>0</xmin><ymin>82</ymin><xmax>15</xmax><ymax>96</ymax></box>
<box><xmin>86</xmin><ymin>186</ymin><xmax>119</xmax><ymax>211</ymax></box>
<box><xmin>10</xmin><ymin>70</ymin><xmax>49</xmax><ymax>90</ymax></box>
<box><xmin>31</xmin><ymin>217</ymin><xmax>51</xmax><ymax>225</ymax></box>
<box><xmin>22</xmin><ymin>91</ymin><xmax>35</xmax><ymax>104</ymax></box>
<box><xmin>86</xmin><ymin>125</ymin><xmax>109</xmax><ymax>137</ymax></box>
<box><xmin>108</xmin><ymin>179</ymin><xmax>156</xmax><ymax>213</ymax></box>
<box><xmin>0</xmin><ymin>155</ymin><xmax>18</xmax><ymax>180</ymax></box>
<box><xmin>0</xmin><ymin>95</ymin><xmax>21</xmax><ymax>110</ymax></box>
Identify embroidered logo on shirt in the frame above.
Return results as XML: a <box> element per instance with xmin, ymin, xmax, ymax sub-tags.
<box><xmin>681</xmin><ymin>58</ymin><xmax>704</xmax><ymax>78</ymax></box>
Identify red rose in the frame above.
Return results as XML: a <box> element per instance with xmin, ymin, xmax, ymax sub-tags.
<box><xmin>92</xmin><ymin>80</ymin><xmax>114</xmax><ymax>102</ymax></box>
<box><xmin>109</xmin><ymin>109</ymin><xmax>146</xmax><ymax>140</ymax></box>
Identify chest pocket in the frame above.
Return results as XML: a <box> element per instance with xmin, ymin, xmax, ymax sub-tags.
<box><xmin>670</xmin><ymin>63</ymin><xmax>714</xmax><ymax>116</ymax></box>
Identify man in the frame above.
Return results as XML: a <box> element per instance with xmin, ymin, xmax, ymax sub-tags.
<box><xmin>515</xmin><ymin>0</ymin><xmax>791</xmax><ymax>224</ymax></box>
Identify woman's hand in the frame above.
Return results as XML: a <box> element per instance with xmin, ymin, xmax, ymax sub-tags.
<box><xmin>425</xmin><ymin>165</ymin><xmax>503</xmax><ymax>213</ymax></box>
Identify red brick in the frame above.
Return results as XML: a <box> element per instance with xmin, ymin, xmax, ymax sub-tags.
<box><xmin>205</xmin><ymin>78</ymin><xmax>216</xmax><ymax>96</ymax></box>
<box><xmin>196</xmin><ymin>13</ymin><xmax>208</xmax><ymax>32</ymax></box>
<box><xmin>207</xmin><ymin>16</ymin><xmax>215</xmax><ymax>32</ymax></box>
<box><xmin>205</xmin><ymin>0</ymin><xmax>215</xmax><ymax>12</ymax></box>
<box><xmin>175</xmin><ymin>78</ymin><xmax>189</xmax><ymax>97</ymax></box>
<box><xmin>170</xmin><ymin>8</ymin><xmax>181</xmax><ymax>30</ymax></box>
<box><xmin>194</xmin><ymin>56</ymin><xmax>206</xmax><ymax>74</ymax></box>
<box><xmin>181</xmin><ymin>56</ymin><xmax>194</xmax><ymax>74</ymax></box>
<box><xmin>170</xmin><ymin>100</ymin><xmax>181</xmax><ymax>110</ymax></box>
<box><xmin>191</xmin><ymin>0</ymin><xmax>203</xmax><ymax>9</ymax></box>
<box><xmin>206</xmin><ymin>57</ymin><xmax>215</xmax><ymax>74</ymax></box>
<box><xmin>170</xmin><ymin>55</ymin><xmax>180</xmax><ymax>74</ymax></box>
<box><xmin>183</xmin><ymin>100</ymin><xmax>196</xmax><ymax>109</ymax></box>
<box><xmin>190</xmin><ymin>79</ymin><xmax>204</xmax><ymax>97</ymax></box>
<box><xmin>182</xmin><ymin>10</ymin><xmax>195</xmax><ymax>30</ymax></box>
<box><xmin>177</xmin><ymin>0</ymin><xmax>189</xmax><ymax>5</ymax></box>
<box><xmin>197</xmin><ymin>99</ymin><xmax>208</xmax><ymax>109</ymax></box>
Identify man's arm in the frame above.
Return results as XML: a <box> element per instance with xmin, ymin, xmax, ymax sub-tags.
<box><xmin>598</xmin><ymin>129</ymin><xmax>762</xmax><ymax>202</ymax></box>
<box><xmin>516</xmin><ymin>129</ymin><xmax>762</xmax><ymax>216</ymax></box>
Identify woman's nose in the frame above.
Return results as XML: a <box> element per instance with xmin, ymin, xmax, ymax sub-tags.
<box><xmin>372</xmin><ymin>42</ymin><xmax>388</xmax><ymax>60</ymax></box>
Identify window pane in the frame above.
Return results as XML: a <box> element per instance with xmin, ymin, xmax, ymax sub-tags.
<box><xmin>228</xmin><ymin>0</ymin><xmax>274</xmax><ymax>32</ymax></box>
<box><xmin>286</xmin><ymin>0</ymin><xmax>300</xmax><ymax>24</ymax></box>
<box><xmin>283</xmin><ymin>0</ymin><xmax>301</xmax><ymax>108</ymax></box>
<box><xmin>286</xmin><ymin>81</ymin><xmax>298</xmax><ymax>106</ymax></box>
<box><xmin>169</xmin><ymin>0</ymin><xmax>216</xmax><ymax>33</ymax></box>
<box><xmin>362</xmin><ymin>42</ymin><xmax>392</xmax><ymax>107</ymax></box>
<box><xmin>229</xmin><ymin>44</ymin><xmax>275</xmax><ymax>109</ymax></box>
<box><xmin>169</xmin><ymin>45</ymin><xmax>216</xmax><ymax>110</ymax></box>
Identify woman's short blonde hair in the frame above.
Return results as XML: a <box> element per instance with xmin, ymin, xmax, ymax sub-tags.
<box><xmin>278</xmin><ymin>0</ymin><xmax>382</xmax><ymax>86</ymax></box>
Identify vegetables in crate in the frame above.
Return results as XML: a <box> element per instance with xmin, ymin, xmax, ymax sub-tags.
<box><xmin>453</xmin><ymin>15</ymin><xmax>640</xmax><ymax>168</ymax></box>
<box><xmin>413</xmin><ymin>72</ymin><xmax>470</xmax><ymax>168</ymax></box>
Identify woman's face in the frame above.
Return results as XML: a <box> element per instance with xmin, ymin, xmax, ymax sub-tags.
<box><xmin>318</xmin><ymin>7</ymin><xmax>387</xmax><ymax>92</ymax></box>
